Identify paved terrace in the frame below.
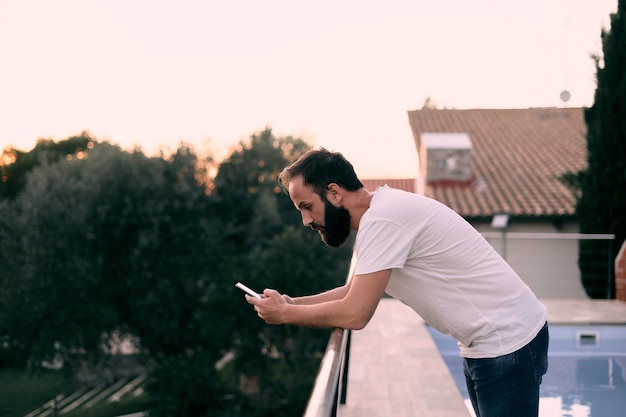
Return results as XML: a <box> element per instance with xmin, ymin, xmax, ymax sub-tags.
<box><xmin>338</xmin><ymin>298</ymin><xmax>626</xmax><ymax>417</ymax></box>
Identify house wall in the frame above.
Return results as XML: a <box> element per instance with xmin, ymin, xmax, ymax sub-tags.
<box><xmin>473</xmin><ymin>221</ymin><xmax>590</xmax><ymax>299</ymax></box>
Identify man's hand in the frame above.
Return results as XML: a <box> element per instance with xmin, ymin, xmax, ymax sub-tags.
<box><xmin>246</xmin><ymin>289</ymin><xmax>288</xmax><ymax>324</ymax></box>
<box><xmin>281</xmin><ymin>293</ymin><xmax>295</xmax><ymax>304</ymax></box>
<box><xmin>243</xmin><ymin>269</ymin><xmax>390</xmax><ymax>329</ymax></box>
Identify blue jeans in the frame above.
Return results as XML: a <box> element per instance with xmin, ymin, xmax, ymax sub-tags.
<box><xmin>463</xmin><ymin>323</ymin><xmax>549</xmax><ymax>417</ymax></box>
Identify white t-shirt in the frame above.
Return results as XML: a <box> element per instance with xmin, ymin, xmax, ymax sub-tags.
<box><xmin>354</xmin><ymin>186</ymin><xmax>547</xmax><ymax>358</ymax></box>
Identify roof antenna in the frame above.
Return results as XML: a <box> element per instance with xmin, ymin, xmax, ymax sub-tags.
<box><xmin>560</xmin><ymin>13</ymin><xmax>571</xmax><ymax>108</ymax></box>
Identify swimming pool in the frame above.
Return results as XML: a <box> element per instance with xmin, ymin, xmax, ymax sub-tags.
<box><xmin>428</xmin><ymin>325</ymin><xmax>626</xmax><ymax>417</ymax></box>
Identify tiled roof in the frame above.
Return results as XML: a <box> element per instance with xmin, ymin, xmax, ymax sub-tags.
<box><xmin>405</xmin><ymin>107</ymin><xmax>587</xmax><ymax>220</ymax></box>
<box><xmin>361</xmin><ymin>178</ymin><xmax>417</xmax><ymax>194</ymax></box>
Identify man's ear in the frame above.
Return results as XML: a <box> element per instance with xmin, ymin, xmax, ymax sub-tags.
<box><xmin>325</xmin><ymin>183</ymin><xmax>343</xmax><ymax>206</ymax></box>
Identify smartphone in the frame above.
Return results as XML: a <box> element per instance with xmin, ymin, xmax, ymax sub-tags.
<box><xmin>235</xmin><ymin>282</ymin><xmax>262</xmax><ymax>299</ymax></box>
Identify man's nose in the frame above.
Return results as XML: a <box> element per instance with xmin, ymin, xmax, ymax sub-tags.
<box><xmin>301</xmin><ymin>212</ymin><xmax>313</xmax><ymax>227</ymax></box>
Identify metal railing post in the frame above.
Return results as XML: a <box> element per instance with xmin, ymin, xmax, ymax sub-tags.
<box><xmin>608</xmin><ymin>239</ymin><xmax>614</xmax><ymax>299</ymax></box>
<box><xmin>303</xmin><ymin>328</ymin><xmax>349</xmax><ymax>417</ymax></box>
<box><xmin>339</xmin><ymin>329</ymin><xmax>351</xmax><ymax>405</ymax></box>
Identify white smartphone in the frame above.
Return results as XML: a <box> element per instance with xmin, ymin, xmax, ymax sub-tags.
<box><xmin>235</xmin><ymin>282</ymin><xmax>262</xmax><ymax>299</ymax></box>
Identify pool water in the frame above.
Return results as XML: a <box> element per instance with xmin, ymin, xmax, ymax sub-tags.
<box><xmin>427</xmin><ymin>325</ymin><xmax>626</xmax><ymax>417</ymax></box>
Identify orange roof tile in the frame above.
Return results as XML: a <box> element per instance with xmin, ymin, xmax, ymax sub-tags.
<box><xmin>406</xmin><ymin>107</ymin><xmax>587</xmax><ymax>219</ymax></box>
<box><xmin>361</xmin><ymin>178</ymin><xmax>417</xmax><ymax>194</ymax></box>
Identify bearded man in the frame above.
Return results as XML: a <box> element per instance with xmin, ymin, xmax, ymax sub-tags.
<box><xmin>246</xmin><ymin>148</ymin><xmax>549</xmax><ymax>417</ymax></box>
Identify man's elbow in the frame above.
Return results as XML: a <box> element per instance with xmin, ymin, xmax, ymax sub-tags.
<box><xmin>348</xmin><ymin>320</ymin><xmax>368</xmax><ymax>331</ymax></box>
<box><xmin>345</xmin><ymin>312</ymin><xmax>373</xmax><ymax>330</ymax></box>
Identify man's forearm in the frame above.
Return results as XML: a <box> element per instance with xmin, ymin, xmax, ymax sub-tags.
<box><xmin>282</xmin><ymin>299</ymin><xmax>367</xmax><ymax>330</ymax></box>
<box><xmin>291</xmin><ymin>284</ymin><xmax>350</xmax><ymax>305</ymax></box>
<box><xmin>252</xmin><ymin>271</ymin><xmax>388</xmax><ymax>330</ymax></box>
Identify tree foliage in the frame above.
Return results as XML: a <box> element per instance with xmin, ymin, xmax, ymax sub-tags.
<box><xmin>576</xmin><ymin>0</ymin><xmax>626</xmax><ymax>298</ymax></box>
<box><xmin>241</xmin><ymin>225</ymin><xmax>352</xmax><ymax>415</ymax></box>
<box><xmin>0</xmin><ymin>128</ymin><xmax>353</xmax><ymax>416</ymax></box>
<box><xmin>1</xmin><ymin>142</ymin><xmax>232</xmax><ymax>369</ymax></box>
<box><xmin>208</xmin><ymin>128</ymin><xmax>352</xmax><ymax>416</ymax></box>
<box><xmin>0</xmin><ymin>132</ymin><xmax>93</xmax><ymax>200</ymax></box>
<box><xmin>212</xmin><ymin>128</ymin><xmax>310</xmax><ymax>246</ymax></box>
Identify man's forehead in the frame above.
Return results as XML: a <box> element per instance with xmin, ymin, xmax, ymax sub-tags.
<box><xmin>288</xmin><ymin>175</ymin><xmax>316</xmax><ymax>202</ymax></box>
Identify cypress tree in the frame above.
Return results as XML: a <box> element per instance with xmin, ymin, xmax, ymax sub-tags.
<box><xmin>578</xmin><ymin>0</ymin><xmax>626</xmax><ymax>298</ymax></box>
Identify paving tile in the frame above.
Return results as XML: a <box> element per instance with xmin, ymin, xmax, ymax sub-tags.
<box><xmin>338</xmin><ymin>298</ymin><xmax>469</xmax><ymax>417</ymax></box>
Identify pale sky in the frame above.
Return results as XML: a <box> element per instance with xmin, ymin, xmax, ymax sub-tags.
<box><xmin>0</xmin><ymin>0</ymin><xmax>617</xmax><ymax>178</ymax></box>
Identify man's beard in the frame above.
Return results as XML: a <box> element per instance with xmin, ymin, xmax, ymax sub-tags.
<box><xmin>315</xmin><ymin>198</ymin><xmax>351</xmax><ymax>248</ymax></box>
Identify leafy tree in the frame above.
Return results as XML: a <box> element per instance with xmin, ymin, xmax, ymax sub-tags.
<box><xmin>0</xmin><ymin>132</ymin><xmax>94</xmax><ymax>200</ymax></box>
<box><xmin>575</xmin><ymin>0</ymin><xmax>626</xmax><ymax>298</ymax></box>
<box><xmin>144</xmin><ymin>349</ymin><xmax>245</xmax><ymax>417</ymax></box>
<box><xmin>1</xmin><ymin>141</ymin><xmax>236</xmax><ymax>387</ymax></box>
<box><xmin>211</xmin><ymin>129</ymin><xmax>353</xmax><ymax>415</ymax></box>
<box><xmin>212</xmin><ymin>128</ymin><xmax>310</xmax><ymax>248</ymax></box>
<box><xmin>0</xmin><ymin>199</ymin><xmax>27</xmax><ymax>367</ymax></box>
<box><xmin>1</xmin><ymin>129</ymin><xmax>354</xmax><ymax>416</ymax></box>
<box><xmin>1</xmin><ymin>144</ymin><xmax>116</xmax><ymax>370</ymax></box>
<box><xmin>242</xmin><ymin>226</ymin><xmax>352</xmax><ymax>416</ymax></box>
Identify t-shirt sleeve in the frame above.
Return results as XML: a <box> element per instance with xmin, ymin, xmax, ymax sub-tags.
<box><xmin>354</xmin><ymin>219</ymin><xmax>415</xmax><ymax>275</ymax></box>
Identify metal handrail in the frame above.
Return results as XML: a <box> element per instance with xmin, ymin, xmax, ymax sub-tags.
<box><xmin>303</xmin><ymin>255</ymin><xmax>357</xmax><ymax>417</ymax></box>
<box><xmin>302</xmin><ymin>327</ymin><xmax>351</xmax><ymax>417</ymax></box>
<box><xmin>481</xmin><ymin>232</ymin><xmax>615</xmax><ymax>240</ymax></box>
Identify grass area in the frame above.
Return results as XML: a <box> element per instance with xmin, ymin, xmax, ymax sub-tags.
<box><xmin>0</xmin><ymin>368</ymin><xmax>149</xmax><ymax>417</ymax></box>
<box><xmin>63</xmin><ymin>394</ymin><xmax>148</xmax><ymax>417</ymax></box>
<box><xmin>0</xmin><ymin>368</ymin><xmax>62</xmax><ymax>417</ymax></box>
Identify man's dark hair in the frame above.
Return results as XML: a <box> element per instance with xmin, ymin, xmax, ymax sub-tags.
<box><xmin>279</xmin><ymin>148</ymin><xmax>363</xmax><ymax>199</ymax></box>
